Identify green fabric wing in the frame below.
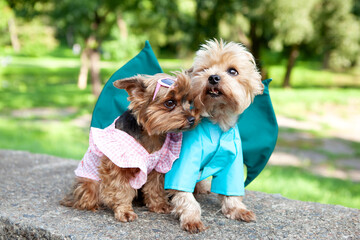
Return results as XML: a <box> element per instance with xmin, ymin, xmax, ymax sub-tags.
<box><xmin>90</xmin><ymin>41</ymin><xmax>163</xmax><ymax>129</ymax></box>
<box><xmin>238</xmin><ymin>79</ymin><xmax>278</xmax><ymax>186</ymax></box>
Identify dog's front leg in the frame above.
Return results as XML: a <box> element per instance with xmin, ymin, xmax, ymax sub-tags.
<box><xmin>194</xmin><ymin>179</ymin><xmax>211</xmax><ymax>194</ymax></box>
<box><xmin>142</xmin><ymin>171</ymin><xmax>172</xmax><ymax>213</ymax></box>
<box><xmin>99</xmin><ymin>157</ymin><xmax>138</xmax><ymax>222</ymax></box>
<box><xmin>219</xmin><ymin>195</ymin><xmax>256</xmax><ymax>222</ymax></box>
<box><xmin>170</xmin><ymin>190</ymin><xmax>207</xmax><ymax>233</ymax></box>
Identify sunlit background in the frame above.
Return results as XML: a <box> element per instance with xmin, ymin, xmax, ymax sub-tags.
<box><xmin>0</xmin><ymin>0</ymin><xmax>359</xmax><ymax>209</ymax></box>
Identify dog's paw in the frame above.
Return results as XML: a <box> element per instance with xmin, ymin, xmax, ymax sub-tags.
<box><xmin>148</xmin><ymin>202</ymin><xmax>173</xmax><ymax>214</ymax></box>
<box><xmin>114</xmin><ymin>210</ymin><xmax>138</xmax><ymax>222</ymax></box>
<box><xmin>181</xmin><ymin>220</ymin><xmax>207</xmax><ymax>234</ymax></box>
<box><xmin>224</xmin><ymin>208</ymin><xmax>256</xmax><ymax>222</ymax></box>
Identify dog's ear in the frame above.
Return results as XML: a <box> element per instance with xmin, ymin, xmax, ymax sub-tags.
<box><xmin>185</xmin><ymin>67</ymin><xmax>194</xmax><ymax>77</ymax></box>
<box><xmin>113</xmin><ymin>75</ymin><xmax>147</xmax><ymax>97</ymax></box>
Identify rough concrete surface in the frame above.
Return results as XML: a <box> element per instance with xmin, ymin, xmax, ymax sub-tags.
<box><xmin>0</xmin><ymin>150</ymin><xmax>359</xmax><ymax>239</ymax></box>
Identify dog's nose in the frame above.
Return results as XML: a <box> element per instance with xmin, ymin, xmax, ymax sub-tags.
<box><xmin>187</xmin><ymin>116</ymin><xmax>195</xmax><ymax>126</ymax></box>
<box><xmin>208</xmin><ymin>75</ymin><xmax>221</xmax><ymax>85</ymax></box>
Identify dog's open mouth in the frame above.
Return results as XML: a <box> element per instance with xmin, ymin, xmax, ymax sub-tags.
<box><xmin>207</xmin><ymin>87</ymin><xmax>222</xmax><ymax>98</ymax></box>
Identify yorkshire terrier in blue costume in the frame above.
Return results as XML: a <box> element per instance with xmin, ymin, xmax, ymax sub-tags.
<box><xmin>165</xmin><ymin>39</ymin><xmax>264</xmax><ymax>233</ymax></box>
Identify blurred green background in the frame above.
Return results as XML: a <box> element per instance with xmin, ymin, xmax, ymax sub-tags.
<box><xmin>0</xmin><ymin>0</ymin><xmax>359</xmax><ymax>209</ymax></box>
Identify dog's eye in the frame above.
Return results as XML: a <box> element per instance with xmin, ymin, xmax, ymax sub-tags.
<box><xmin>189</xmin><ymin>101</ymin><xmax>194</xmax><ymax>110</ymax></box>
<box><xmin>164</xmin><ymin>100</ymin><xmax>176</xmax><ymax>110</ymax></box>
<box><xmin>227</xmin><ymin>68</ymin><xmax>238</xmax><ymax>76</ymax></box>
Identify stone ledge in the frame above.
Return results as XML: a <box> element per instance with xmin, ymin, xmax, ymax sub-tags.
<box><xmin>0</xmin><ymin>150</ymin><xmax>359</xmax><ymax>239</ymax></box>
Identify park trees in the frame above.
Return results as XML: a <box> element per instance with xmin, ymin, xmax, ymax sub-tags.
<box><xmin>312</xmin><ymin>0</ymin><xmax>360</xmax><ymax>71</ymax></box>
<box><xmin>51</xmin><ymin>0</ymin><xmax>135</xmax><ymax>96</ymax></box>
<box><xmin>0</xmin><ymin>0</ymin><xmax>21</xmax><ymax>53</ymax></box>
<box><xmin>1</xmin><ymin>0</ymin><xmax>46</xmax><ymax>53</ymax></box>
<box><xmin>51</xmin><ymin>0</ymin><xmax>191</xmax><ymax>96</ymax></box>
<box><xmin>0</xmin><ymin>0</ymin><xmax>18</xmax><ymax>52</ymax></box>
<box><xmin>235</xmin><ymin>0</ymin><xmax>272</xmax><ymax>78</ymax></box>
<box><xmin>1</xmin><ymin>0</ymin><xmax>359</xmax><ymax>90</ymax></box>
<box><xmin>236</xmin><ymin>0</ymin><xmax>359</xmax><ymax>87</ymax></box>
<box><xmin>266</xmin><ymin>0</ymin><xmax>318</xmax><ymax>87</ymax></box>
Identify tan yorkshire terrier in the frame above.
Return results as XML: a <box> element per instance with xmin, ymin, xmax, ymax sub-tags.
<box><xmin>168</xmin><ymin>39</ymin><xmax>264</xmax><ymax>233</ymax></box>
<box><xmin>61</xmin><ymin>72</ymin><xmax>196</xmax><ymax>222</ymax></box>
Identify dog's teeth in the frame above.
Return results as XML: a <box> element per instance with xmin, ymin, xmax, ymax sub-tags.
<box><xmin>208</xmin><ymin>87</ymin><xmax>221</xmax><ymax>96</ymax></box>
<box><xmin>210</xmin><ymin>87</ymin><xmax>218</xmax><ymax>94</ymax></box>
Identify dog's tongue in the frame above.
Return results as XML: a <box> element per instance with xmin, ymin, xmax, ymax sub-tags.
<box><xmin>211</xmin><ymin>87</ymin><xmax>219</xmax><ymax>95</ymax></box>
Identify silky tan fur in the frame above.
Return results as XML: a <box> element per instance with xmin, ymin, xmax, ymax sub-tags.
<box><xmin>61</xmin><ymin>72</ymin><xmax>197</xmax><ymax>222</ymax></box>
<box><xmin>171</xmin><ymin>39</ymin><xmax>262</xmax><ymax>233</ymax></box>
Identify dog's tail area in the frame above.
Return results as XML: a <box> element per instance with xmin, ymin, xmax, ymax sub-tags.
<box><xmin>60</xmin><ymin>177</ymin><xmax>100</xmax><ymax>212</ymax></box>
<box><xmin>59</xmin><ymin>193</ymin><xmax>76</xmax><ymax>207</ymax></box>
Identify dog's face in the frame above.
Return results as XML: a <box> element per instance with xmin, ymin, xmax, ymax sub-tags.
<box><xmin>114</xmin><ymin>72</ymin><xmax>197</xmax><ymax>136</ymax></box>
<box><xmin>190</xmin><ymin>39</ymin><xmax>264</xmax><ymax>131</ymax></box>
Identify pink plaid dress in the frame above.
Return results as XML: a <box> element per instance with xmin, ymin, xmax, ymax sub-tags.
<box><xmin>75</xmin><ymin>117</ymin><xmax>183</xmax><ymax>189</ymax></box>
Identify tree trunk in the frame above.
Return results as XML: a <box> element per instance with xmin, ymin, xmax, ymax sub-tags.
<box><xmin>238</xmin><ymin>29</ymin><xmax>250</xmax><ymax>50</ymax></box>
<box><xmin>77</xmin><ymin>48</ymin><xmax>90</xmax><ymax>90</ymax></box>
<box><xmin>89</xmin><ymin>49</ymin><xmax>102</xmax><ymax>97</ymax></box>
<box><xmin>192</xmin><ymin>0</ymin><xmax>205</xmax><ymax>50</ymax></box>
<box><xmin>66</xmin><ymin>26</ymin><xmax>74</xmax><ymax>47</ymax></box>
<box><xmin>283</xmin><ymin>45</ymin><xmax>299</xmax><ymax>88</ymax></box>
<box><xmin>117</xmin><ymin>14</ymin><xmax>128</xmax><ymax>39</ymax></box>
<box><xmin>322</xmin><ymin>50</ymin><xmax>330</xmax><ymax>69</ymax></box>
<box><xmin>249</xmin><ymin>21</ymin><xmax>260</xmax><ymax>63</ymax></box>
<box><xmin>8</xmin><ymin>17</ymin><xmax>21</xmax><ymax>52</ymax></box>
<box><xmin>249</xmin><ymin>21</ymin><xmax>267</xmax><ymax>79</ymax></box>
<box><xmin>77</xmin><ymin>35</ymin><xmax>102</xmax><ymax>96</ymax></box>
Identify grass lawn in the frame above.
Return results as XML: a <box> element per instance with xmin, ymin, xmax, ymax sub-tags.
<box><xmin>0</xmin><ymin>117</ymin><xmax>89</xmax><ymax>160</ymax></box>
<box><xmin>246</xmin><ymin>166</ymin><xmax>360</xmax><ymax>209</ymax></box>
<box><xmin>1</xmin><ymin>53</ymin><xmax>359</xmax><ymax>209</ymax></box>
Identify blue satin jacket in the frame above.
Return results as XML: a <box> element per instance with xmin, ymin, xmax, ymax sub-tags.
<box><xmin>164</xmin><ymin>118</ymin><xmax>245</xmax><ymax>196</ymax></box>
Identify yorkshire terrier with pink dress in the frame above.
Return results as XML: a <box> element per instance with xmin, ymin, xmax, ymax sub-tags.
<box><xmin>61</xmin><ymin>72</ymin><xmax>197</xmax><ymax>222</ymax></box>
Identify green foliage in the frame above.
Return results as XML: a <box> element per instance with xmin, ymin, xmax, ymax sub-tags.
<box><xmin>123</xmin><ymin>0</ymin><xmax>195</xmax><ymax>55</ymax></box>
<box><xmin>51</xmin><ymin>0</ymin><xmax>112</xmax><ymax>46</ymax></box>
<box><xmin>0</xmin><ymin>0</ymin><xmax>13</xmax><ymax>28</ymax></box>
<box><xmin>4</xmin><ymin>0</ymin><xmax>360</xmax><ymax>74</ymax></box>
<box><xmin>267</xmin><ymin>0</ymin><xmax>318</xmax><ymax>51</ymax></box>
<box><xmin>17</xmin><ymin>18</ymin><xmax>58</xmax><ymax>56</ymax></box>
<box><xmin>0</xmin><ymin>0</ymin><xmax>13</xmax><ymax>49</ymax></box>
<box><xmin>312</xmin><ymin>0</ymin><xmax>360</xmax><ymax>69</ymax></box>
<box><xmin>1</xmin><ymin>1</ymin><xmax>58</xmax><ymax>56</ymax></box>
<box><xmin>327</xmin><ymin>15</ymin><xmax>360</xmax><ymax>69</ymax></box>
<box><xmin>100</xmin><ymin>20</ymin><xmax>147</xmax><ymax>60</ymax></box>
<box><xmin>5</xmin><ymin>0</ymin><xmax>50</xmax><ymax>19</ymax></box>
